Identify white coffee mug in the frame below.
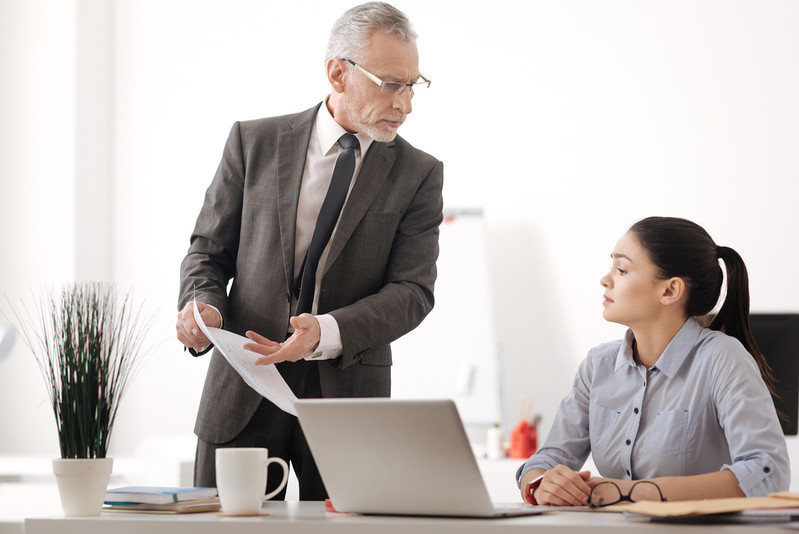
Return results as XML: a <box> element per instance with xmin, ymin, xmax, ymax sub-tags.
<box><xmin>215</xmin><ymin>447</ymin><xmax>289</xmax><ymax>515</ymax></box>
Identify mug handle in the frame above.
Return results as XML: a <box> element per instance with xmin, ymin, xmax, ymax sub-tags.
<box><xmin>262</xmin><ymin>457</ymin><xmax>289</xmax><ymax>501</ymax></box>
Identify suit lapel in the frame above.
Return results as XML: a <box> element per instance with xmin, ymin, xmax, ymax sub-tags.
<box><xmin>277</xmin><ymin>105</ymin><xmax>318</xmax><ymax>295</ymax></box>
<box><xmin>324</xmin><ymin>140</ymin><xmax>396</xmax><ymax>274</ymax></box>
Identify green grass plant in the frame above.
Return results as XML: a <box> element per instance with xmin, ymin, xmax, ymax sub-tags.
<box><xmin>8</xmin><ymin>282</ymin><xmax>151</xmax><ymax>459</ymax></box>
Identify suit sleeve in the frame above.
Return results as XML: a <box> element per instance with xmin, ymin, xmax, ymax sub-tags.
<box><xmin>330</xmin><ymin>158</ymin><xmax>444</xmax><ymax>369</ymax></box>
<box><xmin>177</xmin><ymin>122</ymin><xmax>245</xmax><ymax>321</ymax></box>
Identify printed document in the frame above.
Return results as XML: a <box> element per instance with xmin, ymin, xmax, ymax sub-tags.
<box><xmin>192</xmin><ymin>301</ymin><xmax>298</xmax><ymax>416</ymax></box>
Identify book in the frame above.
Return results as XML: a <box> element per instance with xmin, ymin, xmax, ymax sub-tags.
<box><xmin>104</xmin><ymin>486</ymin><xmax>218</xmax><ymax>505</ymax></box>
<box><xmin>103</xmin><ymin>498</ymin><xmax>221</xmax><ymax>514</ymax></box>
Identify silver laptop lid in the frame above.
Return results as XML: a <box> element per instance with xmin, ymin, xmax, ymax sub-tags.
<box><xmin>296</xmin><ymin>398</ymin><xmax>498</xmax><ymax>517</ymax></box>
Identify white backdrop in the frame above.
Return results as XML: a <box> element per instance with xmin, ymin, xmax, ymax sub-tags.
<box><xmin>392</xmin><ymin>209</ymin><xmax>502</xmax><ymax>427</ymax></box>
<box><xmin>1</xmin><ymin>1</ymin><xmax>798</xmax><ymax>476</ymax></box>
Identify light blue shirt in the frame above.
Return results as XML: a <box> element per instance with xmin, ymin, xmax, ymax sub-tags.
<box><xmin>517</xmin><ymin>317</ymin><xmax>790</xmax><ymax>497</ymax></box>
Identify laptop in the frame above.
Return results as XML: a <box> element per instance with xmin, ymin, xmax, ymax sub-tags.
<box><xmin>295</xmin><ymin>398</ymin><xmax>550</xmax><ymax>518</ymax></box>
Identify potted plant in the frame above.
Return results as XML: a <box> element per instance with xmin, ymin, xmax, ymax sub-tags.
<box><xmin>8</xmin><ymin>282</ymin><xmax>151</xmax><ymax>516</ymax></box>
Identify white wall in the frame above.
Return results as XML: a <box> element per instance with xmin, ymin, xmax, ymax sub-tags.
<box><xmin>2</xmin><ymin>0</ymin><xmax>798</xmax><ymax>474</ymax></box>
<box><xmin>0</xmin><ymin>0</ymin><xmax>77</xmax><ymax>455</ymax></box>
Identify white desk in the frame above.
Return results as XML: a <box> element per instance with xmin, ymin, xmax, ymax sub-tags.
<box><xmin>0</xmin><ymin>483</ymin><xmax>61</xmax><ymax>534</ymax></box>
<box><xmin>0</xmin><ymin>455</ymin><xmax>522</xmax><ymax>534</ymax></box>
<box><xmin>23</xmin><ymin>501</ymin><xmax>799</xmax><ymax>534</ymax></box>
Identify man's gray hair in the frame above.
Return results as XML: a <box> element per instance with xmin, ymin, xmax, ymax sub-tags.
<box><xmin>325</xmin><ymin>2</ymin><xmax>417</xmax><ymax>63</ymax></box>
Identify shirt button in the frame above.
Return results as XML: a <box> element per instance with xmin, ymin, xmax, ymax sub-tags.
<box><xmin>626</xmin><ymin>439</ymin><xmax>631</xmax><ymax>445</ymax></box>
<box><xmin>634</xmin><ymin>408</ymin><xmax>639</xmax><ymax>414</ymax></box>
<box><xmin>626</xmin><ymin>469</ymin><xmax>631</xmax><ymax>476</ymax></box>
<box><xmin>764</xmin><ymin>466</ymin><xmax>771</xmax><ymax>473</ymax></box>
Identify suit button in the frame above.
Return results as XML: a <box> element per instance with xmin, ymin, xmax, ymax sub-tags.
<box><xmin>286</xmin><ymin>292</ymin><xmax>291</xmax><ymax>302</ymax></box>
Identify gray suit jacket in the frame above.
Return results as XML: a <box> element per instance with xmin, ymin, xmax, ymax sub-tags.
<box><xmin>179</xmin><ymin>104</ymin><xmax>444</xmax><ymax>444</ymax></box>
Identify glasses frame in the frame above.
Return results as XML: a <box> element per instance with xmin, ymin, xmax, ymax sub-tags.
<box><xmin>341</xmin><ymin>58</ymin><xmax>430</xmax><ymax>96</ymax></box>
<box><xmin>588</xmin><ymin>480</ymin><xmax>667</xmax><ymax>508</ymax></box>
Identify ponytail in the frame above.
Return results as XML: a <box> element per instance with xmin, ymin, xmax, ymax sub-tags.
<box><xmin>710</xmin><ymin>246</ymin><xmax>779</xmax><ymax>400</ymax></box>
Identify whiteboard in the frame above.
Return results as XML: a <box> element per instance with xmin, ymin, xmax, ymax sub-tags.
<box><xmin>390</xmin><ymin>208</ymin><xmax>502</xmax><ymax>425</ymax></box>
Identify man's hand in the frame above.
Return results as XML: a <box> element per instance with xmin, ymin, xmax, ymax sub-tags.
<box><xmin>522</xmin><ymin>464</ymin><xmax>591</xmax><ymax>506</ymax></box>
<box><xmin>245</xmin><ymin>314</ymin><xmax>321</xmax><ymax>365</ymax></box>
<box><xmin>176</xmin><ymin>301</ymin><xmax>221</xmax><ymax>350</ymax></box>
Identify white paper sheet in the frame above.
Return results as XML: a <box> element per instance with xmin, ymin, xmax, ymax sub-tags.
<box><xmin>192</xmin><ymin>301</ymin><xmax>298</xmax><ymax>416</ymax></box>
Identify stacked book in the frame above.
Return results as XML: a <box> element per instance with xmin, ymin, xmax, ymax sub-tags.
<box><xmin>104</xmin><ymin>486</ymin><xmax>220</xmax><ymax>514</ymax></box>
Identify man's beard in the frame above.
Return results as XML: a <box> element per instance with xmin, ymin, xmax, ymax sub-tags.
<box><xmin>343</xmin><ymin>92</ymin><xmax>404</xmax><ymax>143</ymax></box>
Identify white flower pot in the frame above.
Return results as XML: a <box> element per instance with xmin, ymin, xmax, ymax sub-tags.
<box><xmin>52</xmin><ymin>458</ymin><xmax>113</xmax><ymax>516</ymax></box>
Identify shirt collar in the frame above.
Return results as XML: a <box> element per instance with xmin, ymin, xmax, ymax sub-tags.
<box><xmin>614</xmin><ymin>317</ymin><xmax>703</xmax><ymax>377</ymax></box>
<box><xmin>315</xmin><ymin>98</ymin><xmax>375</xmax><ymax>156</ymax></box>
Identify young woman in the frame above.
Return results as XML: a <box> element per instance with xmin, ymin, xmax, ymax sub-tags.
<box><xmin>518</xmin><ymin>217</ymin><xmax>789</xmax><ymax>506</ymax></box>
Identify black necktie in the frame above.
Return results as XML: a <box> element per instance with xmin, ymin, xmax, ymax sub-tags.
<box><xmin>294</xmin><ymin>133</ymin><xmax>359</xmax><ymax>315</ymax></box>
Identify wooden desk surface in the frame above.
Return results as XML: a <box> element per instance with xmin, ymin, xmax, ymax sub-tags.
<box><xmin>23</xmin><ymin>501</ymin><xmax>799</xmax><ymax>534</ymax></box>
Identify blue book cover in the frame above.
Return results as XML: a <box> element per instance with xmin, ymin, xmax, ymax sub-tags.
<box><xmin>104</xmin><ymin>486</ymin><xmax>217</xmax><ymax>504</ymax></box>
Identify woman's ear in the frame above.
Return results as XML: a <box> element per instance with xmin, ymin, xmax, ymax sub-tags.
<box><xmin>660</xmin><ymin>277</ymin><xmax>686</xmax><ymax>307</ymax></box>
<box><xmin>327</xmin><ymin>58</ymin><xmax>347</xmax><ymax>94</ymax></box>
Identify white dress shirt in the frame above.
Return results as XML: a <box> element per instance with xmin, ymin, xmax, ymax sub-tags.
<box><xmin>296</xmin><ymin>99</ymin><xmax>374</xmax><ymax>360</ymax></box>
<box><xmin>516</xmin><ymin>317</ymin><xmax>790</xmax><ymax>497</ymax></box>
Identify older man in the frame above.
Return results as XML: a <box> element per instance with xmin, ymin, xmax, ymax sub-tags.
<box><xmin>176</xmin><ymin>2</ymin><xmax>443</xmax><ymax>500</ymax></box>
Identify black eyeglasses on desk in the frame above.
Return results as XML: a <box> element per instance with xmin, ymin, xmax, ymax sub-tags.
<box><xmin>588</xmin><ymin>480</ymin><xmax>667</xmax><ymax>508</ymax></box>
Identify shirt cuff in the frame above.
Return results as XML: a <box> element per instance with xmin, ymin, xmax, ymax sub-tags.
<box><xmin>724</xmin><ymin>460</ymin><xmax>778</xmax><ymax>497</ymax></box>
<box><xmin>516</xmin><ymin>458</ymin><xmax>555</xmax><ymax>487</ymax></box>
<box><xmin>304</xmin><ymin>314</ymin><xmax>342</xmax><ymax>361</ymax></box>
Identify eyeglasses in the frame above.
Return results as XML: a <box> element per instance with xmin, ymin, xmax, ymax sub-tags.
<box><xmin>342</xmin><ymin>58</ymin><xmax>430</xmax><ymax>96</ymax></box>
<box><xmin>588</xmin><ymin>481</ymin><xmax>666</xmax><ymax>508</ymax></box>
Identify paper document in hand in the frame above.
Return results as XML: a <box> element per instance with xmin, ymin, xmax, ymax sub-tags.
<box><xmin>192</xmin><ymin>301</ymin><xmax>298</xmax><ymax>416</ymax></box>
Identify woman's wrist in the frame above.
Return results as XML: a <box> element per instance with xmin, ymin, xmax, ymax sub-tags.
<box><xmin>524</xmin><ymin>474</ymin><xmax>545</xmax><ymax>505</ymax></box>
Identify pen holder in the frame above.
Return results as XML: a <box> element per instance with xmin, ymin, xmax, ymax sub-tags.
<box><xmin>508</xmin><ymin>420</ymin><xmax>538</xmax><ymax>459</ymax></box>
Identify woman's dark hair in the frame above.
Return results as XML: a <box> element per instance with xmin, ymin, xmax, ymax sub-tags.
<box><xmin>629</xmin><ymin>216</ymin><xmax>779</xmax><ymax>401</ymax></box>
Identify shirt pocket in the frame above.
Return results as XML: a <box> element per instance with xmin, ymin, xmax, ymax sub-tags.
<box><xmin>589</xmin><ymin>402</ymin><xmax>621</xmax><ymax>453</ymax></box>
<box><xmin>643</xmin><ymin>409</ymin><xmax>688</xmax><ymax>458</ymax></box>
